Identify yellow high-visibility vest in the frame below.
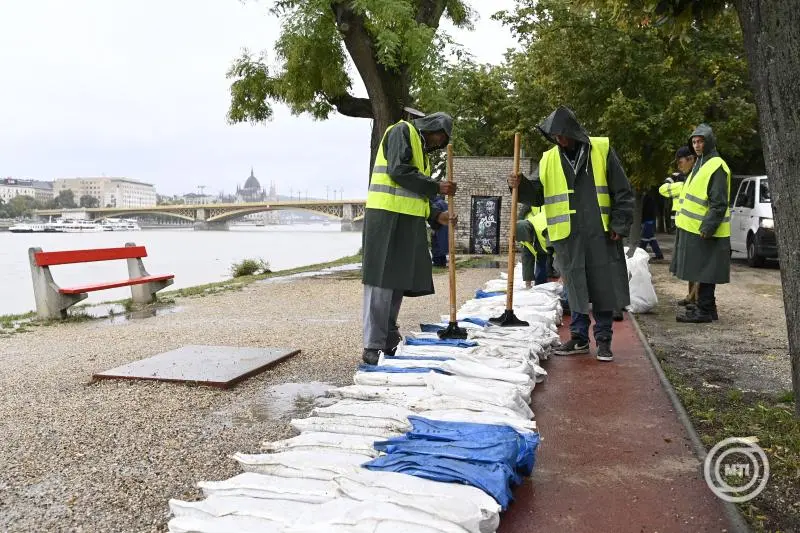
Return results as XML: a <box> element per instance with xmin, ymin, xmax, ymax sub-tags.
<box><xmin>538</xmin><ymin>137</ymin><xmax>611</xmax><ymax>242</ymax></box>
<box><xmin>675</xmin><ymin>157</ymin><xmax>731</xmax><ymax>237</ymax></box>
<box><xmin>520</xmin><ymin>210</ymin><xmax>549</xmax><ymax>257</ymax></box>
<box><xmin>659</xmin><ymin>181</ymin><xmax>684</xmax><ymax>213</ymax></box>
<box><xmin>366</xmin><ymin>120</ymin><xmax>431</xmax><ymax>218</ymax></box>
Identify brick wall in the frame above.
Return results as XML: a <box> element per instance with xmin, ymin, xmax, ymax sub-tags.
<box><xmin>452</xmin><ymin>156</ymin><xmax>537</xmax><ymax>253</ymax></box>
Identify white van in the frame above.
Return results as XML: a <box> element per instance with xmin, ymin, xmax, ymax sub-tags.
<box><xmin>729</xmin><ymin>175</ymin><xmax>776</xmax><ymax>267</ymax></box>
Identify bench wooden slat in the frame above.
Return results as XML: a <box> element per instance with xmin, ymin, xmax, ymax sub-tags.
<box><xmin>35</xmin><ymin>246</ymin><xmax>148</xmax><ymax>266</ymax></box>
<box><xmin>58</xmin><ymin>274</ymin><xmax>174</xmax><ymax>294</ymax></box>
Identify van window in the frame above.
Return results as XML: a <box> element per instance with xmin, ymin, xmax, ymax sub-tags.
<box><xmin>734</xmin><ymin>180</ymin><xmax>754</xmax><ymax>208</ymax></box>
<box><xmin>759</xmin><ymin>179</ymin><xmax>771</xmax><ymax>203</ymax></box>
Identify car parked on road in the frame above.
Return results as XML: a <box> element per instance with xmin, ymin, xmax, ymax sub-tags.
<box><xmin>729</xmin><ymin>175</ymin><xmax>776</xmax><ymax>267</ymax></box>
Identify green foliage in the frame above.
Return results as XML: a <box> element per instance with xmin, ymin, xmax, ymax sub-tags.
<box><xmin>52</xmin><ymin>189</ymin><xmax>77</xmax><ymax>209</ymax></box>
<box><xmin>79</xmin><ymin>195</ymin><xmax>100</xmax><ymax>208</ymax></box>
<box><xmin>4</xmin><ymin>195</ymin><xmax>39</xmax><ymax>218</ymax></box>
<box><xmin>227</xmin><ymin>0</ymin><xmax>473</xmax><ymax>125</ymax></box>
<box><xmin>430</xmin><ymin>0</ymin><xmax>761</xmax><ymax>189</ymax></box>
<box><xmin>230</xmin><ymin>258</ymin><xmax>272</xmax><ymax>278</ymax></box>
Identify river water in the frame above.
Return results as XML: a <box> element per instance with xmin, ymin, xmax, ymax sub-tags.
<box><xmin>0</xmin><ymin>223</ymin><xmax>362</xmax><ymax>316</ymax></box>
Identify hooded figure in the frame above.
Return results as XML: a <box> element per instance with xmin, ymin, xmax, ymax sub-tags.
<box><xmin>361</xmin><ymin>112</ymin><xmax>456</xmax><ymax>365</ymax></box>
<box><xmin>671</xmin><ymin>124</ymin><xmax>731</xmax><ymax>323</ymax></box>
<box><xmin>514</xmin><ymin>107</ymin><xmax>634</xmax><ymax>361</ymax></box>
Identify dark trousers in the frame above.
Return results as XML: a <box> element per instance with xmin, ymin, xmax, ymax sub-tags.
<box><xmin>534</xmin><ymin>252</ymin><xmax>549</xmax><ymax>285</ymax></box>
<box><xmin>639</xmin><ymin>220</ymin><xmax>663</xmax><ymax>258</ymax></box>
<box><xmin>570</xmin><ymin>311</ymin><xmax>613</xmax><ymax>344</ymax></box>
<box><xmin>697</xmin><ymin>283</ymin><xmax>717</xmax><ymax>313</ymax></box>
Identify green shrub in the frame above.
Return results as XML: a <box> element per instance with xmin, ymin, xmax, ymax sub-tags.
<box><xmin>230</xmin><ymin>258</ymin><xmax>271</xmax><ymax>278</ymax></box>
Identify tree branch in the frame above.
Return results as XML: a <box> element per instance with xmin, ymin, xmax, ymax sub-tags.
<box><xmin>416</xmin><ymin>0</ymin><xmax>448</xmax><ymax>28</ymax></box>
<box><xmin>328</xmin><ymin>93</ymin><xmax>374</xmax><ymax>118</ymax></box>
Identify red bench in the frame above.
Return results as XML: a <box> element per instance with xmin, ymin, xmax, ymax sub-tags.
<box><xmin>28</xmin><ymin>242</ymin><xmax>174</xmax><ymax>319</ymax></box>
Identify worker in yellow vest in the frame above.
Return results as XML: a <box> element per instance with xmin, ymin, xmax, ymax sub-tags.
<box><xmin>671</xmin><ymin>124</ymin><xmax>731</xmax><ymax>323</ymax></box>
<box><xmin>508</xmin><ymin>106</ymin><xmax>634</xmax><ymax>362</ymax></box>
<box><xmin>516</xmin><ymin>205</ymin><xmax>550</xmax><ymax>288</ymax></box>
<box><xmin>361</xmin><ymin>112</ymin><xmax>457</xmax><ymax>365</ymax></box>
<box><xmin>660</xmin><ymin>146</ymin><xmax>698</xmax><ymax>305</ymax></box>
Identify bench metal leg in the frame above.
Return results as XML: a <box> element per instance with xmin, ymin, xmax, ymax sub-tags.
<box><xmin>28</xmin><ymin>247</ymin><xmax>87</xmax><ymax>319</ymax></box>
<box><xmin>125</xmin><ymin>242</ymin><xmax>174</xmax><ymax>304</ymax></box>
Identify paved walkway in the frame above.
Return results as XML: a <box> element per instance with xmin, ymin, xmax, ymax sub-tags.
<box><xmin>499</xmin><ymin>315</ymin><xmax>737</xmax><ymax>533</ymax></box>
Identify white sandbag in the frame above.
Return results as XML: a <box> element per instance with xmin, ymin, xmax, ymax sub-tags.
<box><xmin>440</xmin><ymin>359</ymin><xmax>534</xmax><ymax>388</ymax></box>
<box><xmin>232</xmin><ymin>450</ymin><xmax>371</xmax><ymax>480</ymax></box>
<box><xmin>168</xmin><ymin>515</ymin><xmax>285</xmax><ymax>533</ymax></box>
<box><xmin>335</xmin><ymin>477</ymin><xmax>498</xmax><ymax>533</ymax></box>
<box><xmin>170</xmin><ymin>495</ymin><xmax>315</xmax><ymax>524</ymax></box>
<box><xmin>353</xmin><ymin>371</ymin><xmax>429</xmax><ymax>387</ymax></box>
<box><xmin>291</xmin><ymin>416</ymin><xmax>409</xmax><ymax>437</ymax></box>
<box><xmin>419</xmin><ymin>409</ymin><xmax>537</xmax><ymax>432</ymax></box>
<box><xmin>289</xmin><ymin>499</ymin><xmax>470</xmax><ymax>533</ymax></box>
<box><xmin>449</xmin><ymin>374</ymin><xmax>533</xmax><ymax>402</ymax></box>
<box><xmin>381</xmin><ymin>352</ymin><xmax>534</xmax><ymax>378</ymax></box>
<box><xmin>286</xmin><ymin>521</ymin><xmax>446</xmax><ymax>533</ymax></box>
<box><xmin>408</xmin><ymin>394</ymin><xmax>533</xmax><ymax>421</ymax></box>
<box><xmin>335</xmin><ymin>469</ymin><xmax>500</xmax><ymax>519</ymax></box>
<box><xmin>198</xmin><ymin>473</ymin><xmax>338</xmax><ymax>503</ymax></box>
<box><xmin>624</xmin><ymin>246</ymin><xmax>658</xmax><ymax>313</ymax></box>
<box><xmin>262</xmin><ymin>433</ymin><xmax>380</xmax><ymax>458</ymax></box>
<box><xmin>424</xmin><ymin>373</ymin><xmax>531</xmax><ymax>416</ymax></box>
<box><xmin>312</xmin><ymin>400</ymin><xmax>413</xmax><ymax>424</ymax></box>
<box><xmin>327</xmin><ymin>385</ymin><xmax>427</xmax><ymax>405</ymax></box>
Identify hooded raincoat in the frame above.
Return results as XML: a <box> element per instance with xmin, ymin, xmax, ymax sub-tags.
<box><xmin>362</xmin><ymin>113</ymin><xmax>452</xmax><ymax>296</ymax></box>
<box><xmin>517</xmin><ymin>107</ymin><xmax>635</xmax><ymax>314</ymax></box>
<box><xmin>670</xmin><ymin>124</ymin><xmax>731</xmax><ymax>284</ymax></box>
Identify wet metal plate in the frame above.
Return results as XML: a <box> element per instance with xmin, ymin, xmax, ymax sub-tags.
<box><xmin>93</xmin><ymin>345</ymin><xmax>300</xmax><ymax>388</ymax></box>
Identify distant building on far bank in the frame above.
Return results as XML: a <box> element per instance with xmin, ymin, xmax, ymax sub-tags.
<box><xmin>53</xmin><ymin>177</ymin><xmax>156</xmax><ymax>208</ymax></box>
<box><xmin>181</xmin><ymin>193</ymin><xmax>218</xmax><ymax>205</ymax></box>
<box><xmin>0</xmin><ymin>178</ymin><xmax>54</xmax><ymax>204</ymax></box>
<box><xmin>235</xmin><ymin>168</ymin><xmax>279</xmax><ymax>223</ymax></box>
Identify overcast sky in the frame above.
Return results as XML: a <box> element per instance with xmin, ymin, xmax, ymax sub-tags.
<box><xmin>0</xmin><ymin>0</ymin><xmax>518</xmax><ymax>199</ymax></box>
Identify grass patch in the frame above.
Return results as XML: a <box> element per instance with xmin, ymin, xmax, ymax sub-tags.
<box><xmin>0</xmin><ymin>311</ymin><xmax>36</xmax><ymax>329</ymax></box>
<box><xmin>662</xmin><ymin>362</ymin><xmax>800</xmax><ymax>533</ymax></box>
<box><xmin>231</xmin><ymin>258</ymin><xmax>271</xmax><ymax>278</ymax></box>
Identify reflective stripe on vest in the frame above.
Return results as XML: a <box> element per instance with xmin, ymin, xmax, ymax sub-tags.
<box><xmin>538</xmin><ymin>137</ymin><xmax>611</xmax><ymax>242</ymax></box>
<box><xmin>675</xmin><ymin>157</ymin><xmax>731</xmax><ymax>237</ymax></box>
<box><xmin>366</xmin><ymin>121</ymin><xmax>431</xmax><ymax>218</ymax></box>
<box><xmin>658</xmin><ymin>182</ymin><xmax>684</xmax><ymax>212</ymax></box>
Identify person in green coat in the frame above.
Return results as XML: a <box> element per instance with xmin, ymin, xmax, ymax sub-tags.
<box><xmin>508</xmin><ymin>107</ymin><xmax>634</xmax><ymax>362</ymax></box>
<box><xmin>671</xmin><ymin>124</ymin><xmax>731</xmax><ymax>323</ymax></box>
<box><xmin>361</xmin><ymin>112</ymin><xmax>457</xmax><ymax>365</ymax></box>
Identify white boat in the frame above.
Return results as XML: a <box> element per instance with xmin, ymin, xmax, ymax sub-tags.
<box><xmin>57</xmin><ymin>219</ymin><xmax>104</xmax><ymax>233</ymax></box>
<box><xmin>100</xmin><ymin>218</ymin><xmax>141</xmax><ymax>231</ymax></box>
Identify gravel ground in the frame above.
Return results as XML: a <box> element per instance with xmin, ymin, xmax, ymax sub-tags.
<box><xmin>0</xmin><ymin>266</ymin><xmax>499</xmax><ymax>532</ymax></box>
<box><xmin>635</xmin><ymin>235</ymin><xmax>790</xmax><ymax>393</ymax></box>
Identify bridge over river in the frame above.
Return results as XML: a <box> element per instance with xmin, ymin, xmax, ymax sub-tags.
<box><xmin>33</xmin><ymin>199</ymin><xmax>367</xmax><ymax>231</ymax></box>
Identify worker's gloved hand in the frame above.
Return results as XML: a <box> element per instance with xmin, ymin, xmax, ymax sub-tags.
<box><xmin>436</xmin><ymin>212</ymin><xmax>458</xmax><ymax>226</ymax></box>
<box><xmin>664</xmin><ymin>177</ymin><xmax>674</xmax><ymax>184</ymax></box>
<box><xmin>439</xmin><ymin>181</ymin><xmax>457</xmax><ymax>196</ymax></box>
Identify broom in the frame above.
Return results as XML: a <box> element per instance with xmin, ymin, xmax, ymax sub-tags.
<box><xmin>489</xmin><ymin>132</ymin><xmax>530</xmax><ymax>327</ymax></box>
<box><xmin>437</xmin><ymin>144</ymin><xmax>468</xmax><ymax>340</ymax></box>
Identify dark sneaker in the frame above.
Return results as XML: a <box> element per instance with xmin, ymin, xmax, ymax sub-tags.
<box><xmin>686</xmin><ymin>304</ymin><xmax>718</xmax><ymax>321</ymax></box>
<box><xmin>596</xmin><ymin>342</ymin><xmax>614</xmax><ymax>362</ymax></box>
<box><xmin>676</xmin><ymin>308</ymin><xmax>713</xmax><ymax>323</ymax></box>
<box><xmin>384</xmin><ymin>331</ymin><xmax>403</xmax><ymax>355</ymax></box>
<box><xmin>612</xmin><ymin>309</ymin><xmax>624</xmax><ymax>322</ymax></box>
<box><xmin>554</xmin><ymin>338</ymin><xmax>590</xmax><ymax>356</ymax></box>
<box><xmin>362</xmin><ymin>349</ymin><xmax>381</xmax><ymax>365</ymax></box>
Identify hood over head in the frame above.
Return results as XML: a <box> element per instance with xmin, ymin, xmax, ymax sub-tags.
<box><xmin>688</xmin><ymin>123</ymin><xmax>718</xmax><ymax>156</ymax></box>
<box><xmin>537</xmin><ymin>106</ymin><xmax>591</xmax><ymax>145</ymax></box>
<box><xmin>413</xmin><ymin>112</ymin><xmax>453</xmax><ymax>149</ymax></box>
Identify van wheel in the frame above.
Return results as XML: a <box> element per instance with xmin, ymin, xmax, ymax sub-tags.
<box><xmin>747</xmin><ymin>235</ymin><xmax>766</xmax><ymax>268</ymax></box>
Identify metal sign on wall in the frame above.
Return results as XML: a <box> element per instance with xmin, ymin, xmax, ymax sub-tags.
<box><xmin>469</xmin><ymin>195</ymin><xmax>502</xmax><ymax>254</ymax></box>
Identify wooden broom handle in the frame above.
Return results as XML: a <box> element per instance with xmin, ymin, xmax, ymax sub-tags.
<box><xmin>505</xmin><ymin>133</ymin><xmax>522</xmax><ymax>310</ymax></box>
<box><xmin>447</xmin><ymin>144</ymin><xmax>458</xmax><ymax>322</ymax></box>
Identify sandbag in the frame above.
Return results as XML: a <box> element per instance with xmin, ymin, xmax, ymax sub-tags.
<box><xmin>624</xmin><ymin>246</ymin><xmax>658</xmax><ymax>313</ymax></box>
<box><xmin>262</xmin><ymin>433</ymin><xmax>381</xmax><ymax>458</ymax></box>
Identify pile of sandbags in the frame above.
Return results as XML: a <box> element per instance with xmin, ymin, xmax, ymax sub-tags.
<box><xmin>167</xmin><ymin>272</ymin><xmax>560</xmax><ymax>533</ymax></box>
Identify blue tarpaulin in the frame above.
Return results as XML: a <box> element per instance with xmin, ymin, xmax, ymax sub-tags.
<box><xmin>475</xmin><ymin>290</ymin><xmax>505</xmax><ymax>299</ymax></box>
<box><xmin>364</xmin><ymin>417</ymin><xmax>540</xmax><ymax>510</ymax></box>
<box><xmin>383</xmin><ymin>355</ymin><xmax>455</xmax><ymax>361</ymax></box>
<box><xmin>405</xmin><ymin>337</ymin><xmax>477</xmax><ymax>348</ymax></box>
<box><xmin>356</xmin><ymin>365</ymin><xmax>450</xmax><ymax>375</ymax></box>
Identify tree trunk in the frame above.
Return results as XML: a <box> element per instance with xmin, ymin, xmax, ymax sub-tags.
<box><xmin>736</xmin><ymin>0</ymin><xmax>800</xmax><ymax>415</ymax></box>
